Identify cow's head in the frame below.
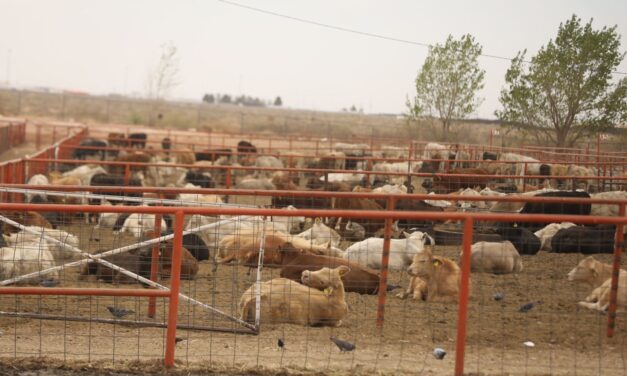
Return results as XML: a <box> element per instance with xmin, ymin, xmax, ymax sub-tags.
<box><xmin>567</xmin><ymin>256</ymin><xmax>600</xmax><ymax>285</ymax></box>
<box><xmin>301</xmin><ymin>266</ymin><xmax>350</xmax><ymax>295</ymax></box>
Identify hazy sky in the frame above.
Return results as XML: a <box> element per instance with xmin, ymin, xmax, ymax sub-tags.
<box><xmin>1</xmin><ymin>0</ymin><xmax>626</xmax><ymax>118</ymax></box>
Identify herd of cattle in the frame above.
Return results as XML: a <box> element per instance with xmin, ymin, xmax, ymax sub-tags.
<box><xmin>0</xmin><ymin>134</ymin><xmax>626</xmax><ymax>327</ymax></box>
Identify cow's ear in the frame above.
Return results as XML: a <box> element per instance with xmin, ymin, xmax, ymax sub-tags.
<box><xmin>325</xmin><ymin>241</ymin><xmax>331</xmax><ymax>249</ymax></box>
<box><xmin>403</xmin><ymin>231</ymin><xmax>411</xmax><ymax>239</ymax></box>
<box><xmin>591</xmin><ymin>268</ymin><xmax>598</xmax><ymax>278</ymax></box>
<box><xmin>337</xmin><ymin>265</ymin><xmax>350</xmax><ymax>276</ymax></box>
<box><xmin>432</xmin><ymin>259</ymin><xmax>442</xmax><ymax>267</ymax></box>
<box><xmin>315</xmin><ymin>217</ymin><xmax>321</xmax><ymax>224</ymax></box>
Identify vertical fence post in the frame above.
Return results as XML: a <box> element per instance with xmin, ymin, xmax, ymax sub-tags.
<box><xmin>376</xmin><ymin>197</ymin><xmax>397</xmax><ymax>327</ymax></box>
<box><xmin>35</xmin><ymin>124</ymin><xmax>41</xmax><ymax>150</ymax></box>
<box><xmin>148</xmin><ymin>205</ymin><xmax>163</xmax><ymax>319</ymax></box>
<box><xmin>455</xmin><ymin>218</ymin><xmax>473</xmax><ymax>376</ymax></box>
<box><xmin>607</xmin><ymin>203</ymin><xmax>626</xmax><ymax>338</ymax></box>
<box><xmin>164</xmin><ymin>211</ymin><xmax>184</xmax><ymax>367</ymax></box>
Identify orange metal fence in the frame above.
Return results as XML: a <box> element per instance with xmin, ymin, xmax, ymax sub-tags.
<box><xmin>0</xmin><ymin>189</ymin><xmax>625</xmax><ymax>374</ymax></box>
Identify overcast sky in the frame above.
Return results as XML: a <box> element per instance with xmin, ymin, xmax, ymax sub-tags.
<box><xmin>1</xmin><ymin>0</ymin><xmax>626</xmax><ymax>118</ymax></box>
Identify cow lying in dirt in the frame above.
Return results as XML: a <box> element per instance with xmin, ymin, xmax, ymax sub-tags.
<box><xmin>239</xmin><ymin>266</ymin><xmax>350</xmax><ymax>326</ymax></box>
<box><xmin>567</xmin><ymin>256</ymin><xmax>627</xmax><ymax>312</ymax></box>
<box><xmin>468</xmin><ymin>241</ymin><xmax>523</xmax><ymax>274</ymax></box>
<box><xmin>277</xmin><ymin>242</ymin><xmax>382</xmax><ymax>295</ymax></box>
<box><xmin>405</xmin><ymin>246</ymin><xmax>463</xmax><ymax>302</ymax></box>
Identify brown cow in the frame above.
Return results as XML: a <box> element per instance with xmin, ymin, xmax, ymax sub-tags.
<box><xmin>277</xmin><ymin>242</ymin><xmax>381</xmax><ymax>295</ymax></box>
<box><xmin>159</xmin><ymin>240</ymin><xmax>199</xmax><ymax>280</ymax></box>
<box><xmin>425</xmin><ymin>168</ymin><xmax>491</xmax><ymax>194</ymax></box>
<box><xmin>330</xmin><ymin>196</ymin><xmax>385</xmax><ymax>236</ymax></box>
<box><xmin>1</xmin><ymin>211</ymin><xmax>53</xmax><ymax>234</ymax></box>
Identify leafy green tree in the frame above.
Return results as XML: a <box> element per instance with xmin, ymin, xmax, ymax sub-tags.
<box><xmin>497</xmin><ymin>15</ymin><xmax>626</xmax><ymax>147</ymax></box>
<box><xmin>274</xmin><ymin>96</ymin><xmax>283</xmax><ymax>106</ymax></box>
<box><xmin>407</xmin><ymin>34</ymin><xmax>485</xmax><ymax>139</ymax></box>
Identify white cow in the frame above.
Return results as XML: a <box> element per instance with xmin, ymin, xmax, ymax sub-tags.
<box><xmin>5</xmin><ymin>227</ymin><xmax>80</xmax><ymax>262</ymax></box>
<box><xmin>26</xmin><ymin>174</ymin><xmax>49</xmax><ymax>202</ymax></box>
<box><xmin>115</xmin><ymin>211</ymin><xmax>168</xmax><ymax>238</ymax></box>
<box><xmin>296</xmin><ymin>218</ymin><xmax>341</xmax><ymax>247</ymax></box>
<box><xmin>0</xmin><ymin>241</ymin><xmax>58</xmax><ymax>284</ymax></box>
<box><xmin>344</xmin><ymin>231</ymin><xmax>431</xmax><ymax>270</ymax></box>
<box><xmin>469</xmin><ymin>241</ymin><xmax>523</xmax><ymax>274</ymax></box>
<box><xmin>62</xmin><ymin>165</ymin><xmax>107</xmax><ymax>185</ymax></box>
<box><xmin>534</xmin><ymin>222</ymin><xmax>577</xmax><ymax>251</ymax></box>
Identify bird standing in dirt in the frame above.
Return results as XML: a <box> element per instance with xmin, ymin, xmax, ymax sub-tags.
<box><xmin>107</xmin><ymin>305</ymin><xmax>134</xmax><ymax>318</ymax></box>
<box><xmin>330</xmin><ymin>336</ymin><xmax>355</xmax><ymax>352</ymax></box>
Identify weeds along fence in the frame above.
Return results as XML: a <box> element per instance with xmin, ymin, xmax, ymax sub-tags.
<box><xmin>0</xmin><ymin>118</ymin><xmax>26</xmax><ymax>154</ymax></box>
<box><xmin>0</xmin><ymin>188</ymin><xmax>625</xmax><ymax>375</ymax></box>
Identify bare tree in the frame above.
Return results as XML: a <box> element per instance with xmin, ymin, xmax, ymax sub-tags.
<box><xmin>145</xmin><ymin>42</ymin><xmax>180</xmax><ymax>100</ymax></box>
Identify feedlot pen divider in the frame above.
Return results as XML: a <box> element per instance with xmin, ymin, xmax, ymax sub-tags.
<box><xmin>0</xmin><ymin>193</ymin><xmax>625</xmax><ymax>375</ymax></box>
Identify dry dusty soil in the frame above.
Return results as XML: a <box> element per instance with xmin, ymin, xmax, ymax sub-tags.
<box><xmin>0</xmin><ymin>213</ymin><xmax>625</xmax><ymax>376</ymax></box>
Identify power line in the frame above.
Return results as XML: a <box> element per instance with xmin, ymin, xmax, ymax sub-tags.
<box><xmin>216</xmin><ymin>0</ymin><xmax>627</xmax><ymax>76</ymax></box>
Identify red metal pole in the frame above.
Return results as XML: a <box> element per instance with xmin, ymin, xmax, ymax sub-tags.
<box><xmin>225</xmin><ymin>167</ymin><xmax>232</xmax><ymax>189</ymax></box>
<box><xmin>376</xmin><ymin>197</ymin><xmax>396</xmax><ymax>327</ymax></box>
<box><xmin>164</xmin><ymin>211</ymin><xmax>184</xmax><ymax>367</ymax></box>
<box><xmin>35</xmin><ymin>124</ymin><xmax>41</xmax><ymax>150</ymax></box>
<box><xmin>148</xmin><ymin>209</ymin><xmax>163</xmax><ymax>318</ymax></box>
<box><xmin>455</xmin><ymin>218</ymin><xmax>473</xmax><ymax>376</ymax></box>
<box><xmin>123</xmin><ymin>163</ymin><xmax>130</xmax><ymax>185</ymax></box>
<box><xmin>607</xmin><ymin>203</ymin><xmax>625</xmax><ymax>338</ymax></box>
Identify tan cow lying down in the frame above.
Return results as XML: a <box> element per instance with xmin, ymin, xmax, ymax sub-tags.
<box><xmin>568</xmin><ymin>256</ymin><xmax>627</xmax><ymax>312</ymax></box>
<box><xmin>405</xmin><ymin>246</ymin><xmax>464</xmax><ymax>302</ymax></box>
<box><xmin>218</xmin><ymin>229</ymin><xmax>343</xmax><ymax>265</ymax></box>
<box><xmin>239</xmin><ymin>266</ymin><xmax>350</xmax><ymax>326</ymax></box>
<box><xmin>468</xmin><ymin>241</ymin><xmax>523</xmax><ymax>274</ymax></box>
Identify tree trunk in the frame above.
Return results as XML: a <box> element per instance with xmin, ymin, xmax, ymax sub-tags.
<box><xmin>555</xmin><ymin>128</ymin><xmax>569</xmax><ymax>148</ymax></box>
<box><xmin>441</xmin><ymin>119</ymin><xmax>449</xmax><ymax>141</ymax></box>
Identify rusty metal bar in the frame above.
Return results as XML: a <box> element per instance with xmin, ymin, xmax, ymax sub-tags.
<box><xmin>607</xmin><ymin>203</ymin><xmax>626</xmax><ymax>337</ymax></box>
<box><xmin>0</xmin><ymin>287</ymin><xmax>169</xmax><ymax>297</ymax></box>
<box><xmin>455</xmin><ymin>218</ymin><xmax>473</xmax><ymax>376</ymax></box>
<box><xmin>376</xmin><ymin>197</ymin><xmax>397</xmax><ymax>327</ymax></box>
<box><xmin>165</xmin><ymin>211</ymin><xmax>184</xmax><ymax>367</ymax></box>
<box><xmin>0</xmin><ymin>311</ymin><xmax>256</xmax><ymax>334</ymax></box>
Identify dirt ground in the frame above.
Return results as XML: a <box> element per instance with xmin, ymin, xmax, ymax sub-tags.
<box><xmin>0</xmin><ymin>211</ymin><xmax>626</xmax><ymax>376</ymax></box>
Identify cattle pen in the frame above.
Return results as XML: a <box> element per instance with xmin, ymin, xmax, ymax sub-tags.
<box><xmin>0</xmin><ymin>118</ymin><xmax>626</xmax><ymax>375</ymax></box>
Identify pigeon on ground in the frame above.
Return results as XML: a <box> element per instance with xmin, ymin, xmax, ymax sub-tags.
<box><xmin>39</xmin><ymin>279</ymin><xmax>59</xmax><ymax>288</ymax></box>
<box><xmin>493</xmin><ymin>292</ymin><xmax>504</xmax><ymax>301</ymax></box>
<box><xmin>330</xmin><ymin>336</ymin><xmax>355</xmax><ymax>352</ymax></box>
<box><xmin>175</xmin><ymin>337</ymin><xmax>185</xmax><ymax>344</ymax></box>
<box><xmin>277</xmin><ymin>338</ymin><xmax>285</xmax><ymax>349</ymax></box>
<box><xmin>106</xmin><ymin>305</ymin><xmax>134</xmax><ymax>318</ymax></box>
<box><xmin>519</xmin><ymin>300</ymin><xmax>543</xmax><ymax>313</ymax></box>
<box><xmin>433</xmin><ymin>347</ymin><xmax>447</xmax><ymax>360</ymax></box>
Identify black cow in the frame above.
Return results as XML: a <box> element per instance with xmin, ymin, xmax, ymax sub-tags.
<box><xmin>81</xmin><ymin>248</ymin><xmax>153</xmax><ymax>284</ymax></box>
<box><xmin>185</xmin><ymin>171</ymin><xmax>215</xmax><ymax>189</ymax></box>
<box><xmin>483</xmin><ymin>151</ymin><xmax>498</xmax><ymax>161</ymax></box>
<box><xmin>162</xmin><ymin>137</ymin><xmax>172</xmax><ymax>157</ymax></box>
<box><xmin>395</xmin><ymin>199</ymin><xmax>444</xmax><ymax>229</ymax></box>
<box><xmin>237</xmin><ymin>140</ymin><xmax>257</xmax><ymax>154</ymax></box>
<box><xmin>551</xmin><ymin>225</ymin><xmax>622</xmax><ymax>254</ymax></box>
<box><xmin>113</xmin><ymin>213</ymin><xmax>132</xmax><ymax>231</ymax></box>
<box><xmin>516</xmin><ymin>191</ymin><xmax>591</xmax><ymax>232</ymax></box>
<box><xmin>129</xmin><ymin>133</ymin><xmax>147</xmax><ymax>149</ymax></box>
<box><xmin>161</xmin><ymin>137</ymin><xmax>172</xmax><ymax>151</ymax></box>
<box><xmin>90</xmin><ymin>173</ymin><xmax>143</xmax><ymax>204</ymax></box>
<box><xmin>493</xmin><ymin>226</ymin><xmax>541</xmax><ymax>255</ymax></box>
<box><xmin>182</xmin><ymin>233</ymin><xmax>210</xmax><ymax>261</ymax></box>
<box><xmin>72</xmin><ymin>138</ymin><xmax>108</xmax><ymax>160</ymax></box>
<box><xmin>195</xmin><ymin>148</ymin><xmax>232</xmax><ymax>162</ymax></box>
